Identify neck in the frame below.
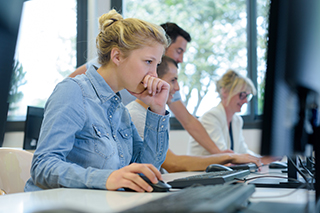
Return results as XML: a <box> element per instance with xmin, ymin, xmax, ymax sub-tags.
<box><xmin>221</xmin><ymin>101</ymin><xmax>234</xmax><ymax>125</ymax></box>
<box><xmin>97</xmin><ymin>63</ymin><xmax>121</xmax><ymax>93</ymax></box>
<box><xmin>135</xmin><ymin>99</ymin><xmax>149</xmax><ymax>110</ymax></box>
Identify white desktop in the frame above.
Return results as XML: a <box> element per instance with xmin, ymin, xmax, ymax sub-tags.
<box><xmin>0</xmin><ymin>167</ymin><xmax>315</xmax><ymax>213</ymax></box>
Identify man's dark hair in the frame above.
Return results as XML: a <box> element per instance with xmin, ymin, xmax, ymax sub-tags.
<box><xmin>157</xmin><ymin>55</ymin><xmax>178</xmax><ymax>78</ymax></box>
<box><xmin>160</xmin><ymin>22</ymin><xmax>191</xmax><ymax>43</ymax></box>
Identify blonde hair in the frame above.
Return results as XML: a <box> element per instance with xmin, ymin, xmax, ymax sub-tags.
<box><xmin>216</xmin><ymin>69</ymin><xmax>256</xmax><ymax>104</ymax></box>
<box><xmin>96</xmin><ymin>9</ymin><xmax>170</xmax><ymax>65</ymax></box>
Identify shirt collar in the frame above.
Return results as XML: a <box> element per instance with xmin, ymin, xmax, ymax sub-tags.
<box><xmin>85</xmin><ymin>64</ymin><xmax>120</xmax><ymax>103</ymax></box>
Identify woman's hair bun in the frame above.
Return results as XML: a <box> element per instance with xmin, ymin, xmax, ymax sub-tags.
<box><xmin>99</xmin><ymin>9</ymin><xmax>123</xmax><ymax>32</ymax></box>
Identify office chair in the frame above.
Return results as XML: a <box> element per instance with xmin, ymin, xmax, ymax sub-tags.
<box><xmin>0</xmin><ymin>148</ymin><xmax>33</xmax><ymax>194</ymax></box>
<box><xmin>23</xmin><ymin>106</ymin><xmax>44</xmax><ymax>150</ymax></box>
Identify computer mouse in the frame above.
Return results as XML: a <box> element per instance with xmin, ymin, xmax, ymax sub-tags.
<box><xmin>268</xmin><ymin>161</ymin><xmax>287</xmax><ymax>169</ymax></box>
<box><xmin>140</xmin><ymin>174</ymin><xmax>171</xmax><ymax>192</ymax></box>
<box><xmin>125</xmin><ymin>174</ymin><xmax>171</xmax><ymax>192</ymax></box>
<box><xmin>205</xmin><ymin>164</ymin><xmax>233</xmax><ymax>172</ymax></box>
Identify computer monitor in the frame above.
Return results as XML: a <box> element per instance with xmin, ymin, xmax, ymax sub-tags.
<box><xmin>0</xmin><ymin>1</ymin><xmax>25</xmax><ymax>147</ymax></box>
<box><xmin>260</xmin><ymin>0</ymin><xmax>320</xmax><ymax>199</ymax></box>
<box><xmin>23</xmin><ymin>106</ymin><xmax>44</xmax><ymax>150</ymax></box>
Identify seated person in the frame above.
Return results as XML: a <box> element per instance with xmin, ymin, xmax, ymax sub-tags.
<box><xmin>70</xmin><ymin>22</ymin><xmax>232</xmax><ymax>155</ymax></box>
<box><xmin>126</xmin><ymin>56</ymin><xmax>261</xmax><ymax>173</ymax></box>
<box><xmin>188</xmin><ymin>70</ymin><xmax>260</xmax><ymax>158</ymax></box>
<box><xmin>24</xmin><ymin>9</ymin><xmax>170</xmax><ymax>193</ymax></box>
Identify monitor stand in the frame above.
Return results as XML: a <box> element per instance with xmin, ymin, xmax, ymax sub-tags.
<box><xmin>249</xmin><ymin>155</ymin><xmax>312</xmax><ymax>189</ymax></box>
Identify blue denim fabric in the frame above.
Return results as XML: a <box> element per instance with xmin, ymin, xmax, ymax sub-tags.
<box><xmin>24</xmin><ymin>65</ymin><xmax>169</xmax><ymax>191</ymax></box>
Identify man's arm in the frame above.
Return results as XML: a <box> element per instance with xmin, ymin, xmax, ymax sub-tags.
<box><xmin>69</xmin><ymin>64</ymin><xmax>87</xmax><ymax>77</ymax></box>
<box><xmin>168</xmin><ymin>100</ymin><xmax>232</xmax><ymax>154</ymax></box>
<box><xmin>161</xmin><ymin>149</ymin><xmax>261</xmax><ymax>173</ymax></box>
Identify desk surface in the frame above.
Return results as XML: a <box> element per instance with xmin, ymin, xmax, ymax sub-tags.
<box><xmin>0</xmin><ymin>167</ymin><xmax>315</xmax><ymax>213</ymax></box>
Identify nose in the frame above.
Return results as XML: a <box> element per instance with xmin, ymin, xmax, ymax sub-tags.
<box><xmin>176</xmin><ymin>55</ymin><xmax>183</xmax><ymax>63</ymax></box>
<box><xmin>149</xmin><ymin>66</ymin><xmax>158</xmax><ymax>78</ymax></box>
<box><xmin>174</xmin><ymin>82</ymin><xmax>180</xmax><ymax>91</ymax></box>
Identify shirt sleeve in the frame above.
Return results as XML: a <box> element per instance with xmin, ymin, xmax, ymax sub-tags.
<box><xmin>30</xmin><ymin>79</ymin><xmax>111</xmax><ymax>190</ymax></box>
<box><xmin>131</xmin><ymin>108</ymin><xmax>170</xmax><ymax>169</ymax></box>
<box><xmin>171</xmin><ymin>90</ymin><xmax>181</xmax><ymax>103</ymax></box>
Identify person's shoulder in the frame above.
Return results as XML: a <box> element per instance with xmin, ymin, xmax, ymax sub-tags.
<box><xmin>202</xmin><ymin>105</ymin><xmax>221</xmax><ymax>117</ymax></box>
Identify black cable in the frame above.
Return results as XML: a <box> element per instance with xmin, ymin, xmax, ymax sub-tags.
<box><xmin>298</xmin><ymin>156</ymin><xmax>314</xmax><ymax>178</ymax></box>
<box><xmin>287</xmin><ymin>156</ymin><xmax>311</xmax><ymax>189</ymax></box>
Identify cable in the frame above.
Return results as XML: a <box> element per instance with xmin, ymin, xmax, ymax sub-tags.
<box><xmin>287</xmin><ymin>156</ymin><xmax>311</xmax><ymax>189</ymax></box>
<box><xmin>250</xmin><ymin>183</ymin><xmax>308</xmax><ymax>199</ymax></box>
<box><xmin>298</xmin><ymin>156</ymin><xmax>314</xmax><ymax>178</ymax></box>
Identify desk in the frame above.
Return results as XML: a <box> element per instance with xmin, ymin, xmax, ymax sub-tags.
<box><xmin>0</xmin><ymin>167</ymin><xmax>315</xmax><ymax>213</ymax></box>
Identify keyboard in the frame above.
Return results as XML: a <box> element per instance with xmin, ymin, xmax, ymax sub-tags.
<box><xmin>120</xmin><ymin>183</ymin><xmax>255</xmax><ymax>213</ymax></box>
<box><xmin>229</xmin><ymin>163</ymin><xmax>258</xmax><ymax>171</ymax></box>
<box><xmin>167</xmin><ymin>169</ymin><xmax>250</xmax><ymax>189</ymax></box>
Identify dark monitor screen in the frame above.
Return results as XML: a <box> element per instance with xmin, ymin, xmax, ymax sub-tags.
<box><xmin>23</xmin><ymin>106</ymin><xmax>44</xmax><ymax>150</ymax></box>
<box><xmin>260</xmin><ymin>0</ymin><xmax>320</xmax><ymax>201</ymax></box>
<box><xmin>0</xmin><ymin>1</ymin><xmax>25</xmax><ymax>147</ymax></box>
<box><xmin>261</xmin><ymin>0</ymin><xmax>320</xmax><ymax>157</ymax></box>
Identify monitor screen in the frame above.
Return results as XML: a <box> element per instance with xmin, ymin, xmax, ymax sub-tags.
<box><xmin>0</xmin><ymin>1</ymin><xmax>25</xmax><ymax>147</ymax></box>
<box><xmin>260</xmin><ymin>0</ymin><xmax>320</xmax><ymax>157</ymax></box>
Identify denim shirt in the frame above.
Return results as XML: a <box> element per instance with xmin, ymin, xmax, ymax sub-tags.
<box><xmin>24</xmin><ymin>65</ymin><xmax>169</xmax><ymax>191</ymax></box>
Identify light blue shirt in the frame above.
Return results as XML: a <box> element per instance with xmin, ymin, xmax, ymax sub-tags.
<box><xmin>24</xmin><ymin>65</ymin><xmax>169</xmax><ymax>191</ymax></box>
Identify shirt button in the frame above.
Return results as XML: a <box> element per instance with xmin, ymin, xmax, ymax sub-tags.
<box><xmin>109</xmin><ymin>115</ymin><xmax>112</xmax><ymax>118</ymax></box>
<box><xmin>98</xmin><ymin>131</ymin><xmax>101</xmax><ymax>135</ymax></box>
<box><xmin>120</xmin><ymin>155</ymin><xmax>123</xmax><ymax>158</ymax></box>
<box><xmin>125</xmin><ymin>134</ymin><xmax>128</xmax><ymax>137</ymax></box>
<box><xmin>115</xmin><ymin>98</ymin><xmax>118</xmax><ymax>101</ymax></box>
<box><xmin>113</xmin><ymin>135</ymin><xmax>116</xmax><ymax>138</ymax></box>
<box><xmin>161</xmin><ymin>125</ymin><xmax>164</xmax><ymax>128</ymax></box>
<box><xmin>162</xmin><ymin>118</ymin><xmax>166</xmax><ymax>122</ymax></box>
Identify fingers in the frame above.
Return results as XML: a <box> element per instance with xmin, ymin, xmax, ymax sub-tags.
<box><xmin>231</xmin><ymin>153</ymin><xmax>262</xmax><ymax>167</ymax></box>
<box><xmin>106</xmin><ymin>163</ymin><xmax>162</xmax><ymax>192</ymax></box>
<box><xmin>143</xmin><ymin>75</ymin><xmax>166</xmax><ymax>96</ymax></box>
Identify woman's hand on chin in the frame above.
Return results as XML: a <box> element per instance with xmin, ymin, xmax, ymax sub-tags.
<box><xmin>128</xmin><ymin>75</ymin><xmax>169</xmax><ymax>115</ymax></box>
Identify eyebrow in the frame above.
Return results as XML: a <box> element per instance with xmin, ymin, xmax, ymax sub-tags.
<box><xmin>177</xmin><ymin>47</ymin><xmax>185</xmax><ymax>52</ymax></box>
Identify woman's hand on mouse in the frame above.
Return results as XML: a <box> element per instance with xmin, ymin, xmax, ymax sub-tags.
<box><xmin>106</xmin><ymin>163</ymin><xmax>162</xmax><ymax>192</ymax></box>
<box><xmin>129</xmin><ymin>75</ymin><xmax>170</xmax><ymax>115</ymax></box>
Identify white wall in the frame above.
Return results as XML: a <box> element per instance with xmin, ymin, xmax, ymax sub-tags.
<box><xmin>3</xmin><ymin>129</ymin><xmax>262</xmax><ymax>155</ymax></box>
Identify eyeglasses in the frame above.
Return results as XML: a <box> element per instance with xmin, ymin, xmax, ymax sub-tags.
<box><xmin>239</xmin><ymin>92</ymin><xmax>253</xmax><ymax>101</ymax></box>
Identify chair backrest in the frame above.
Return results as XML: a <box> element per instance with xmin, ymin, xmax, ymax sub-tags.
<box><xmin>23</xmin><ymin>106</ymin><xmax>44</xmax><ymax>150</ymax></box>
<box><xmin>0</xmin><ymin>148</ymin><xmax>33</xmax><ymax>194</ymax></box>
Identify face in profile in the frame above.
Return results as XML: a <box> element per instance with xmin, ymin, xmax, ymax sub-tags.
<box><xmin>160</xmin><ymin>62</ymin><xmax>180</xmax><ymax>104</ymax></box>
<box><xmin>165</xmin><ymin>36</ymin><xmax>188</xmax><ymax>64</ymax></box>
<box><xmin>117</xmin><ymin>44</ymin><xmax>164</xmax><ymax>94</ymax></box>
<box><xmin>227</xmin><ymin>89</ymin><xmax>252</xmax><ymax>113</ymax></box>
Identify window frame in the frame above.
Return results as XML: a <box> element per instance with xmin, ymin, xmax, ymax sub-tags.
<box><xmin>6</xmin><ymin>0</ymin><xmax>264</xmax><ymax>133</ymax></box>
<box><xmin>5</xmin><ymin>0</ymin><xmax>88</xmax><ymax>132</ymax></box>
<box><xmin>119</xmin><ymin>0</ymin><xmax>263</xmax><ymax>130</ymax></box>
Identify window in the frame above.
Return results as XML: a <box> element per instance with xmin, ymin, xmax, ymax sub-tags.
<box><xmin>8</xmin><ymin>0</ymin><xmax>77</xmax><ymax>121</ymax></box>
<box><xmin>6</xmin><ymin>0</ymin><xmax>87</xmax><ymax>132</ymax></box>
<box><xmin>122</xmin><ymin>0</ymin><xmax>270</xmax><ymax>128</ymax></box>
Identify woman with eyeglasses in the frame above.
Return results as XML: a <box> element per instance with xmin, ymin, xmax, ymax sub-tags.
<box><xmin>188</xmin><ymin>69</ymin><xmax>260</xmax><ymax>158</ymax></box>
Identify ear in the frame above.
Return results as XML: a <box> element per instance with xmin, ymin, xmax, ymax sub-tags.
<box><xmin>220</xmin><ymin>88</ymin><xmax>229</xmax><ymax>99</ymax></box>
<box><xmin>110</xmin><ymin>47</ymin><xmax>121</xmax><ymax>66</ymax></box>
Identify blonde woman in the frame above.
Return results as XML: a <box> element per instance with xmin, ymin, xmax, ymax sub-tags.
<box><xmin>25</xmin><ymin>9</ymin><xmax>170</xmax><ymax>193</ymax></box>
<box><xmin>188</xmin><ymin>70</ymin><xmax>260</xmax><ymax>158</ymax></box>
